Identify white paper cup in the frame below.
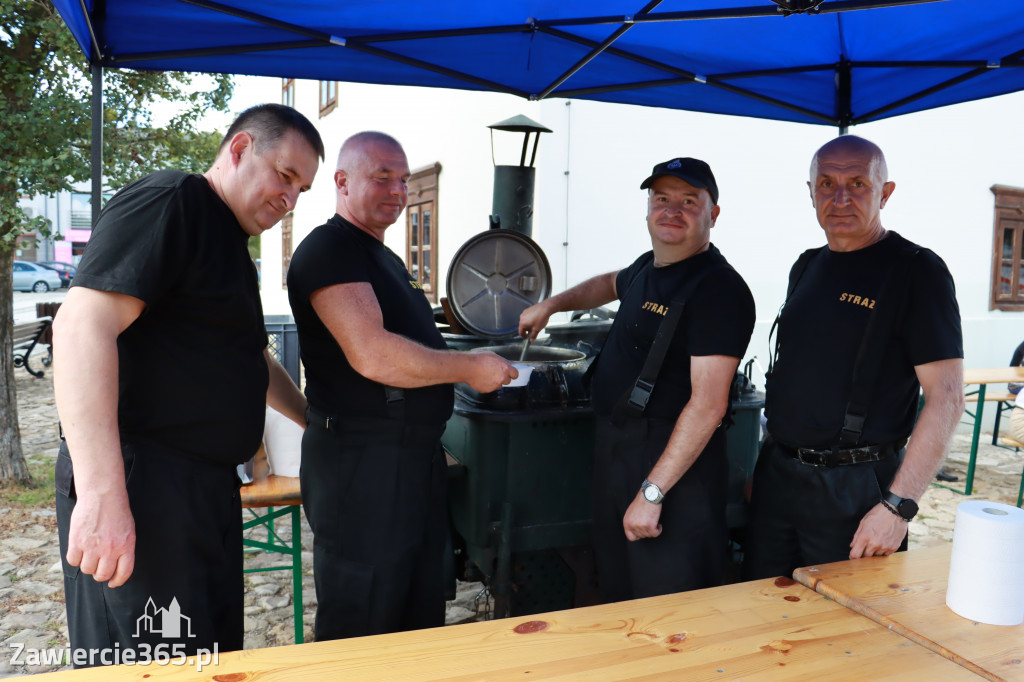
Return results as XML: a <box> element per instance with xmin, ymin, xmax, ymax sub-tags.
<box><xmin>506</xmin><ymin>364</ymin><xmax>534</xmax><ymax>387</ymax></box>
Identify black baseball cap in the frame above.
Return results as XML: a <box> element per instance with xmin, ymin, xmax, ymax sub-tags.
<box><xmin>640</xmin><ymin>157</ymin><xmax>719</xmax><ymax>205</ymax></box>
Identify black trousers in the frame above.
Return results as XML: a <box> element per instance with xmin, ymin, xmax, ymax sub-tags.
<box><xmin>56</xmin><ymin>441</ymin><xmax>243</xmax><ymax>668</ymax></box>
<box><xmin>592</xmin><ymin>418</ymin><xmax>728</xmax><ymax>603</ymax></box>
<box><xmin>300</xmin><ymin>415</ymin><xmax>448</xmax><ymax>641</ymax></box>
<box><xmin>741</xmin><ymin>438</ymin><xmax>906</xmax><ymax>581</ymax></box>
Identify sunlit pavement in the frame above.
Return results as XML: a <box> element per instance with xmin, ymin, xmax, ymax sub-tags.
<box><xmin>11</xmin><ymin>290</ymin><xmax>67</xmax><ymax>325</ymax></box>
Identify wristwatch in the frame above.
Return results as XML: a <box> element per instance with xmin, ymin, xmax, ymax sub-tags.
<box><xmin>641</xmin><ymin>479</ymin><xmax>665</xmax><ymax>505</ymax></box>
<box><xmin>881</xmin><ymin>491</ymin><xmax>919</xmax><ymax>521</ymax></box>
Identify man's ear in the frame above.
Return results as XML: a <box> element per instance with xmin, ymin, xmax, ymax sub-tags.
<box><xmin>334</xmin><ymin>169</ymin><xmax>348</xmax><ymax>194</ymax></box>
<box><xmin>807</xmin><ymin>180</ymin><xmax>815</xmax><ymax>207</ymax></box>
<box><xmin>710</xmin><ymin>204</ymin><xmax>721</xmax><ymax>226</ymax></box>
<box><xmin>879</xmin><ymin>180</ymin><xmax>896</xmax><ymax>209</ymax></box>
<box><xmin>227</xmin><ymin>132</ymin><xmax>253</xmax><ymax>166</ymax></box>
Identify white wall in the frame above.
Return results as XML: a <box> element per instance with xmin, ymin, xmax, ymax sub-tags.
<box><xmin>235</xmin><ymin>76</ymin><xmax>1024</xmax><ymax>386</ymax></box>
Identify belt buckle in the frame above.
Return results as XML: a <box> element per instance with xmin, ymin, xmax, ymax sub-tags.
<box><xmin>795</xmin><ymin>448</ymin><xmax>825</xmax><ymax>467</ymax></box>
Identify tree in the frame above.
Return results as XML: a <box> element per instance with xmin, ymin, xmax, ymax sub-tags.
<box><xmin>0</xmin><ymin>0</ymin><xmax>234</xmax><ymax>482</ymax></box>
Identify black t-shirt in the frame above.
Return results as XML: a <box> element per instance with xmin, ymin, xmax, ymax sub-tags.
<box><xmin>590</xmin><ymin>245</ymin><xmax>756</xmax><ymax>421</ymax></box>
<box><xmin>765</xmin><ymin>231</ymin><xmax>963</xmax><ymax>449</ymax></box>
<box><xmin>287</xmin><ymin>215</ymin><xmax>454</xmax><ymax>424</ymax></box>
<box><xmin>72</xmin><ymin>170</ymin><xmax>269</xmax><ymax>465</ymax></box>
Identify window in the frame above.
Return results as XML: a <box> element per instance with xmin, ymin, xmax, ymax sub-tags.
<box><xmin>282</xmin><ymin>78</ymin><xmax>295</xmax><ymax>108</ymax></box>
<box><xmin>318</xmin><ymin>80</ymin><xmax>337</xmax><ymax>117</ymax></box>
<box><xmin>406</xmin><ymin>163</ymin><xmax>442</xmax><ymax>303</ymax></box>
<box><xmin>70</xmin><ymin>193</ymin><xmax>92</xmax><ymax>229</ymax></box>
<box><xmin>281</xmin><ymin>212</ymin><xmax>293</xmax><ymax>289</ymax></box>
<box><xmin>990</xmin><ymin>185</ymin><xmax>1024</xmax><ymax>311</ymax></box>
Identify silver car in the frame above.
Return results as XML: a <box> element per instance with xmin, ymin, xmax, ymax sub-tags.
<box><xmin>13</xmin><ymin>261</ymin><xmax>63</xmax><ymax>293</ymax></box>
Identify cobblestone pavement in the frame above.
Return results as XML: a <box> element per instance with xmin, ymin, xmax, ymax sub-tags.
<box><xmin>0</xmin><ymin>368</ymin><xmax>1021</xmax><ymax>676</ymax></box>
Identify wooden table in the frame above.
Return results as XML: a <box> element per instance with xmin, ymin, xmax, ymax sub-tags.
<box><xmin>240</xmin><ymin>446</ymin><xmax>304</xmax><ymax>644</ymax></box>
<box><xmin>795</xmin><ymin>544</ymin><xmax>1024</xmax><ymax>681</ymax></box>
<box><xmin>959</xmin><ymin>367</ymin><xmax>1024</xmax><ymax>495</ymax></box>
<box><xmin>33</xmin><ymin>577</ymin><xmax>975</xmax><ymax>680</ymax></box>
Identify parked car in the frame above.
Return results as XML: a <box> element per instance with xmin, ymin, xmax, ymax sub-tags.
<box><xmin>36</xmin><ymin>261</ymin><xmax>77</xmax><ymax>288</ymax></box>
<box><xmin>12</xmin><ymin>261</ymin><xmax>62</xmax><ymax>293</ymax></box>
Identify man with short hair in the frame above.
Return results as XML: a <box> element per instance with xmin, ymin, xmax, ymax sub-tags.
<box><xmin>519</xmin><ymin>157</ymin><xmax>755</xmax><ymax>601</ymax></box>
<box><xmin>53</xmin><ymin>103</ymin><xmax>324</xmax><ymax>666</ymax></box>
<box><xmin>288</xmin><ymin>131</ymin><xmax>516</xmax><ymax>640</ymax></box>
<box><xmin>742</xmin><ymin>135</ymin><xmax>965</xmax><ymax>580</ymax></box>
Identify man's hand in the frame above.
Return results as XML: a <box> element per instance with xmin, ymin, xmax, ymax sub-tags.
<box><xmin>66</xmin><ymin>490</ymin><xmax>136</xmax><ymax>588</ymax></box>
<box><xmin>623</xmin><ymin>492</ymin><xmax>663</xmax><ymax>542</ymax></box>
<box><xmin>849</xmin><ymin>503</ymin><xmax>907</xmax><ymax>559</ymax></box>
<box><xmin>465</xmin><ymin>351</ymin><xmax>518</xmax><ymax>393</ymax></box>
<box><xmin>518</xmin><ymin>301</ymin><xmax>553</xmax><ymax>342</ymax></box>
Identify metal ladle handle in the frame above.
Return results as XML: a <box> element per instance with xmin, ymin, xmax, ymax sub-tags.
<box><xmin>518</xmin><ymin>337</ymin><xmax>531</xmax><ymax>362</ymax></box>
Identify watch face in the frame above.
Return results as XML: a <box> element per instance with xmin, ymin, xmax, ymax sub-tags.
<box><xmin>899</xmin><ymin>499</ymin><xmax>919</xmax><ymax>519</ymax></box>
<box><xmin>643</xmin><ymin>484</ymin><xmax>660</xmax><ymax>502</ymax></box>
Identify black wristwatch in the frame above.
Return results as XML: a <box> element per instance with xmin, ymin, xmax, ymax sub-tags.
<box><xmin>881</xmin><ymin>491</ymin><xmax>918</xmax><ymax>521</ymax></box>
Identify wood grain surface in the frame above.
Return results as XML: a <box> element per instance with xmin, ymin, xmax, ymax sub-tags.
<box><xmin>964</xmin><ymin>367</ymin><xmax>1024</xmax><ymax>385</ymax></box>
<box><xmin>240</xmin><ymin>444</ymin><xmax>301</xmax><ymax>508</ymax></box>
<box><xmin>795</xmin><ymin>545</ymin><xmax>1024</xmax><ymax>681</ymax></box>
<box><xmin>32</xmin><ymin>578</ymin><xmax>976</xmax><ymax>681</ymax></box>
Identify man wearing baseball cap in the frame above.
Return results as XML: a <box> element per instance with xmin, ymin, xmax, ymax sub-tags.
<box><xmin>519</xmin><ymin>157</ymin><xmax>754</xmax><ymax>601</ymax></box>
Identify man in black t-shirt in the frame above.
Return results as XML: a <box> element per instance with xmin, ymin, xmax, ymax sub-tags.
<box><xmin>742</xmin><ymin>135</ymin><xmax>965</xmax><ymax>581</ymax></box>
<box><xmin>519</xmin><ymin>158</ymin><xmax>755</xmax><ymax>601</ymax></box>
<box><xmin>53</xmin><ymin>105</ymin><xmax>323</xmax><ymax>666</ymax></box>
<box><xmin>288</xmin><ymin>131</ymin><xmax>516</xmax><ymax>640</ymax></box>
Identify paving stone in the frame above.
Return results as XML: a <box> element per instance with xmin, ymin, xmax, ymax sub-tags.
<box><xmin>261</xmin><ymin>596</ymin><xmax>291</xmax><ymax>610</ymax></box>
<box><xmin>1</xmin><ymin>613</ymin><xmax>49</xmax><ymax>630</ymax></box>
<box><xmin>17</xmin><ymin>601</ymin><xmax>59</xmax><ymax>614</ymax></box>
<box><xmin>11</xmin><ymin>581</ymin><xmax>60</xmax><ymax>598</ymax></box>
<box><xmin>0</xmin><ymin>537</ymin><xmax>48</xmax><ymax>551</ymax></box>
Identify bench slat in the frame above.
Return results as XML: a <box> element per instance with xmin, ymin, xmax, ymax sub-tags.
<box><xmin>964</xmin><ymin>391</ymin><xmax>1015</xmax><ymax>403</ymax></box>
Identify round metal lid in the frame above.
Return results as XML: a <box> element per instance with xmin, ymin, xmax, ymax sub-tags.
<box><xmin>446</xmin><ymin>230</ymin><xmax>551</xmax><ymax>338</ymax></box>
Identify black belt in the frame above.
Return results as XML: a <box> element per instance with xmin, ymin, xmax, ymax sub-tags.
<box><xmin>305</xmin><ymin>405</ymin><xmax>444</xmax><ymax>446</ymax></box>
<box><xmin>778</xmin><ymin>438</ymin><xmax>907</xmax><ymax>467</ymax></box>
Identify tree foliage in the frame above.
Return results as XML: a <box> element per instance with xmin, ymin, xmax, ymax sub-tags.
<box><xmin>0</xmin><ymin>0</ymin><xmax>234</xmax><ymax>481</ymax></box>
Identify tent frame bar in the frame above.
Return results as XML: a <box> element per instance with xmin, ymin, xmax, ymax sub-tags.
<box><xmin>536</xmin><ymin>0</ymin><xmax>665</xmax><ymax>101</ymax></box>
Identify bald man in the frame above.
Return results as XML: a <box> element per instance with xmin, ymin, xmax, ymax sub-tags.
<box><xmin>287</xmin><ymin>131</ymin><xmax>516</xmax><ymax>640</ymax></box>
<box><xmin>742</xmin><ymin>135</ymin><xmax>964</xmax><ymax>580</ymax></box>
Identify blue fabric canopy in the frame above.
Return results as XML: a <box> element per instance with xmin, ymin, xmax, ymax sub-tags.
<box><xmin>52</xmin><ymin>0</ymin><xmax>1024</xmax><ymax>128</ymax></box>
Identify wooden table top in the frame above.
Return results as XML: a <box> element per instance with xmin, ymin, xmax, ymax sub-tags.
<box><xmin>240</xmin><ymin>445</ymin><xmax>301</xmax><ymax>508</ymax></box>
<box><xmin>33</xmin><ymin>577</ymin><xmax>975</xmax><ymax>681</ymax></box>
<box><xmin>964</xmin><ymin>366</ymin><xmax>1024</xmax><ymax>385</ymax></box>
<box><xmin>794</xmin><ymin>544</ymin><xmax>1024</xmax><ymax>681</ymax></box>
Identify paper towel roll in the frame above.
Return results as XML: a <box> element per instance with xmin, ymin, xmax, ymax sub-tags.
<box><xmin>945</xmin><ymin>500</ymin><xmax>1024</xmax><ymax>626</ymax></box>
<box><xmin>263</xmin><ymin>406</ymin><xmax>303</xmax><ymax>478</ymax></box>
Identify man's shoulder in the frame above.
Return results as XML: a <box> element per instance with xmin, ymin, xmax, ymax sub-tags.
<box><xmin>295</xmin><ymin>218</ymin><xmax>359</xmax><ymax>252</ymax></box>
<box><xmin>694</xmin><ymin>246</ymin><xmax>751</xmax><ymax>290</ymax></box>
<box><xmin>120</xmin><ymin>169</ymin><xmax>197</xmax><ymax>195</ymax></box>
<box><xmin>884</xmin><ymin>232</ymin><xmax>953</xmax><ymax>276</ymax></box>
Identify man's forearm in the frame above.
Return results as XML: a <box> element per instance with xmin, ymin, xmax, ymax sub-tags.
<box><xmin>349</xmin><ymin>332</ymin><xmax>488</xmax><ymax>388</ymax></box>
<box><xmin>265</xmin><ymin>351</ymin><xmax>306</xmax><ymax>427</ymax></box>
<box><xmin>890</xmin><ymin>359</ymin><xmax>965</xmax><ymax>501</ymax></box>
<box><xmin>890</xmin><ymin>390</ymin><xmax>962</xmax><ymax>500</ymax></box>
<box><xmin>53</xmin><ymin>307</ymin><xmax>128</xmax><ymax>495</ymax></box>
<box><xmin>646</xmin><ymin>399</ymin><xmax>727</xmax><ymax>493</ymax></box>
<box><xmin>646</xmin><ymin>355</ymin><xmax>738</xmax><ymax>494</ymax></box>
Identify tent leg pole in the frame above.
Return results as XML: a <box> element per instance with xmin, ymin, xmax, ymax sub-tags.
<box><xmin>91</xmin><ymin>63</ymin><xmax>103</xmax><ymax>227</ymax></box>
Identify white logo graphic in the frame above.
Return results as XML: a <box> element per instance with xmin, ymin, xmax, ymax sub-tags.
<box><xmin>134</xmin><ymin>597</ymin><xmax>195</xmax><ymax>639</ymax></box>
<box><xmin>667</xmin><ymin>159</ymin><xmax>682</xmax><ymax>169</ymax></box>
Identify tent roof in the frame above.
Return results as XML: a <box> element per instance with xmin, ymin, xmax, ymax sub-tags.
<box><xmin>52</xmin><ymin>0</ymin><xmax>1024</xmax><ymax>128</ymax></box>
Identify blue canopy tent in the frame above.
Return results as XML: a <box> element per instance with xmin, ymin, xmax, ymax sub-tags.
<box><xmin>51</xmin><ymin>0</ymin><xmax>1024</xmax><ymax>223</ymax></box>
